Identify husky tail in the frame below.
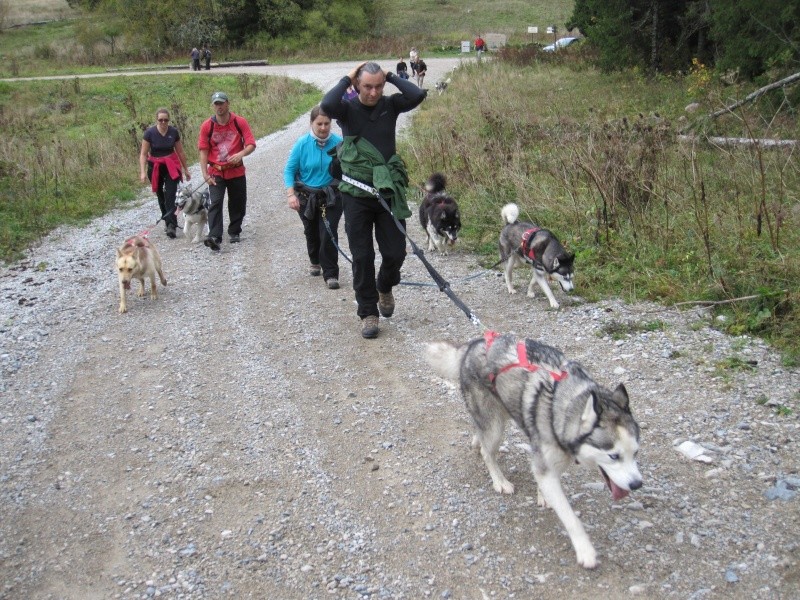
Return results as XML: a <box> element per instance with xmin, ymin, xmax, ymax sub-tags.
<box><xmin>500</xmin><ymin>203</ymin><xmax>519</xmax><ymax>225</ymax></box>
<box><xmin>424</xmin><ymin>341</ymin><xmax>463</xmax><ymax>381</ymax></box>
<box><xmin>425</xmin><ymin>173</ymin><xmax>447</xmax><ymax>194</ymax></box>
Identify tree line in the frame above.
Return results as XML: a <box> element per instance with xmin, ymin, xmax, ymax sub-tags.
<box><xmin>66</xmin><ymin>0</ymin><xmax>374</xmax><ymax>56</ymax></box>
<box><xmin>568</xmin><ymin>0</ymin><xmax>800</xmax><ymax>79</ymax></box>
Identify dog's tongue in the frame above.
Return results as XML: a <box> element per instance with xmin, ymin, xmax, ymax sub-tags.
<box><xmin>600</xmin><ymin>468</ymin><xmax>630</xmax><ymax>500</ymax></box>
<box><xmin>123</xmin><ymin>282</ymin><xmax>131</xmax><ymax>290</ymax></box>
<box><xmin>609</xmin><ymin>479</ymin><xmax>629</xmax><ymax>501</ymax></box>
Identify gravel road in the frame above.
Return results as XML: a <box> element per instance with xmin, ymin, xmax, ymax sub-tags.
<box><xmin>1</xmin><ymin>60</ymin><xmax>799</xmax><ymax>600</ymax></box>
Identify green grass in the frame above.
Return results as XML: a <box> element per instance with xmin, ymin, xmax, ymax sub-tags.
<box><xmin>2</xmin><ymin>0</ymin><xmax>74</xmax><ymax>27</ymax></box>
<box><xmin>0</xmin><ymin>73</ymin><xmax>319</xmax><ymax>261</ymax></box>
<box><xmin>402</xmin><ymin>54</ymin><xmax>800</xmax><ymax>358</ymax></box>
<box><xmin>373</xmin><ymin>0</ymin><xmax>574</xmax><ymax>45</ymax></box>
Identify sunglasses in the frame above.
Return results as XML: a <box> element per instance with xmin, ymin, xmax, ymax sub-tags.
<box><xmin>157</xmin><ymin>118</ymin><xmax>170</xmax><ymax>123</ymax></box>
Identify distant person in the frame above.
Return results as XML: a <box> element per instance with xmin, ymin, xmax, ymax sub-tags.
<box><xmin>415</xmin><ymin>56</ymin><xmax>427</xmax><ymax>87</ymax></box>
<box><xmin>139</xmin><ymin>108</ymin><xmax>191</xmax><ymax>239</ymax></box>
<box><xmin>198</xmin><ymin>91</ymin><xmax>257</xmax><ymax>251</ymax></box>
<box><xmin>284</xmin><ymin>106</ymin><xmax>343</xmax><ymax>289</ymax></box>
<box><xmin>320</xmin><ymin>61</ymin><xmax>427</xmax><ymax>339</ymax></box>
<box><xmin>396</xmin><ymin>57</ymin><xmax>409</xmax><ymax>80</ymax></box>
<box><xmin>475</xmin><ymin>35</ymin><xmax>486</xmax><ymax>62</ymax></box>
<box><xmin>409</xmin><ymin>47</ymin><xmax>419</xmax><ymax>78</ymax></box>
<box><xmin>190</xmin><ymin>47</ymin><xmax>200</xmax><ymax>71</ymax></box>
<box><xmin>203</xmin><ymin>46</ymin><xmax>211</xmax><ymax>70</ymax></box>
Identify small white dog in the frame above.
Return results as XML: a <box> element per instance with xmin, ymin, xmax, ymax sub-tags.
<box><xmin>175</xmin><ymin>184</ymin><xmax>209</xmax><ymax>243</ymax></box>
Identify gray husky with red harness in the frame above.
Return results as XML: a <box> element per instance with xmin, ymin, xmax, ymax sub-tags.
<box><xmin>424</xmin><ymin>331</ymin><xmax>642</xmax><ymax>569</ymax></box>
<box><xmin>499</xmin><ymin>202</ymin><xmax>574</xmax><ymax>308</ymax></box>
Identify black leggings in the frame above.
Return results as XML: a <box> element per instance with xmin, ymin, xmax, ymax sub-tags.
<box><xmin>147</xmin><ymin>164</ymin><xmax>179</xmax><ymax>228</ymax></box>
<box><xmin>298</xmin><ymin>195</ymin><xmax>343</xmax><ymax>281</ymax></box>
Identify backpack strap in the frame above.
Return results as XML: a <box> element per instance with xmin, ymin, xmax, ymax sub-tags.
<box><xmin>207</xmin><ymin>115</ymin><xmax>245</xmax><ymax>147</ymax></box>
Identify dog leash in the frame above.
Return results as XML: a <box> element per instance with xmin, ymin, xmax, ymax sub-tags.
<box><xmin>320</xmin><ymin>203</ymin><xmax>353</xmax><ymax>265</ymax></box>
<box><xmin>341</xmin><ymin>173</ymin><xmax>483</xmax><ymax>328</ymax></box>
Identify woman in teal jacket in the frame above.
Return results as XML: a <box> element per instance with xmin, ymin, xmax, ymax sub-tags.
<box><xmin>284</xmin><ymin>106</ymin><xmax>344</xmax><ymax>289</ymax></box>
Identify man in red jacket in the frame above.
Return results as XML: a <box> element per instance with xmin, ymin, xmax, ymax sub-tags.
<box><xmin>198</xmin><ymin>91</ymin><xmax>257</xmax><ymax>251</ymax></box>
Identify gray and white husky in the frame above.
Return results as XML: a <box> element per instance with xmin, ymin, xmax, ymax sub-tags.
<box><xmin>499</xmin><ymin>203</ymin><xmax>574</xmax><ymax>308</ymax></box>
<box><xmin>175</xmin><ymin>184</ymin><xmax>210</xmax><ymax>243</ymax></box>
<box><xmin>425</xmin><ymin>332</ymin><xmax>642</xmax><ymax>569</ymax></box>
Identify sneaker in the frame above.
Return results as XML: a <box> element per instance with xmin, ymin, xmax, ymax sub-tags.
<box><xmin>361</xmin><ymin>315</ymin><xmax>379</xmax><ymax>339</ymax></box>
<box><xmin>204</xmin><ymin>237</ymin><xmax>221</xmax><ymax>251</ymax></box>
<box><xmin>326</xmin><ymin>278</ymin><xmax>340</xmax><ymax>290</ymax></box>
<box><xmin>229</xmin><ymin>234</ymin><xmax>240</xmax><ymax>243</ymax></box>
<box><xmin>378</xmin><ymin>291</ymin><xmax>395</xmax><ymax>318</ymax></box>
<box><xmin>309</xmin><ymin>264</ymin><xmax>322</xmax><ymax>277</ymax></box>
<box><xmin>166</xmin><ymin>223</ymin><xmax>176</xmax><ymax>239</ymax></box>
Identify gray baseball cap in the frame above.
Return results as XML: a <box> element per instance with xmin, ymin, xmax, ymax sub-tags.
<box><xmin>211</xmin><ymin>91</ymin><xmax>229</xmax><ymax>103</ymax></box>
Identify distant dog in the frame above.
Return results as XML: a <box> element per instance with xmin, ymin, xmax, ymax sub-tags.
<box><xmin>116</xmin><ymin>236</ymin><xmax>167</xmax><ymax>314</ymax></box>
<box><xmin>419</xmin><ymin>173</ymin><xmax>461</xmax><ymax>254</ymax></box>
<box><xmin>175</xmin><ymin>184</ymin><xmax>209</xmax><ymax>243</ymax></box>
<box><xmin>434</xmin><ymin>77</ymin><xmax>451</xmax><ymax>95</ymax></box>
<box><xmin>499</xmin><ymin>203</ymin><xmax>574</xmax><ymax>308</ymax></box>
<box><xmin>425</xmin><ymin>332</ymin><xmax>642</xmax><ymax>569</ymax></box>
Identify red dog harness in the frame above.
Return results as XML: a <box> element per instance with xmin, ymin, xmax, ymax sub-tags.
<box><xmin>520</xmin><ymin>228</ymin><xmax>541</xmax><ymax>262</ymax></box>
<box><xmin>123</xmin><ymin>235</ymin><xmax>150</xmax><ymax>248</ymax></box>
<box><xmin>484</xmin><ymin>330</ymin><xmax>568</xmax><ymax>384</ymax></box>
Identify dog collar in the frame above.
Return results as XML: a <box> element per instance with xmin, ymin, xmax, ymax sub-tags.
<box><xmin>484</xmin><ymin>331</ymin><xmax>568</xmax><ymax>383</ymax></box>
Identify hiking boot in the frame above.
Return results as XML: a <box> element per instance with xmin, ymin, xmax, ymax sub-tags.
<box><xmin>326</xmin><ymin>278</ymin><xmax>340</xmax><ymax>290</ymax></box>
<box><xmin>378</xmin><ymin>291</ymin><xmax>395</xmax><ymax>318</ymax></box>
<box><xmin>165</xmin><ymin>223</ymin><xmax>176</xmax><ymax>239</ymax></box>
<box><xmin>361</xmin><ymin>315</ymin><xmax>379</xmax><ymax>339</ymax></box>
<box><xmin>204</xmin><ymin>237</ymin><xmax>221</xmax><ymax>251</ymax></box>
<box><xmin>229</xmin><ymin>233</ymin><xmax>240</xmax><ymax>243</ymax></box>
<box><xmin>309</xmin><ymin>264</ymin><xmax>321</xmax><ymax>276</ymax></box>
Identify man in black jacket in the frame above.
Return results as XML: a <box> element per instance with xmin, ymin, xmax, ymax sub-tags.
<box><xmin>321</xmin><ymin>62</ymin><xmax>426</xmax><ymax>339</ymax></box>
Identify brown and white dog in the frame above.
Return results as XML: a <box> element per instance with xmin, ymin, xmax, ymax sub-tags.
<box><xmin>116</xmin><ymin>235</ymin><xmax>167</xmax><ymax>313</ymax></box>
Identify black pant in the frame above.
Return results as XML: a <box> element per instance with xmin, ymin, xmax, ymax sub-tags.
<box><xmin>342</xmin><ymin>192</ymin><xmax>406</xmax><ymax>318</ymax></box>
<box><xmin>207</xmin><ymin>175</ymin><xmax>247</xmax><ymax>241</ymax></box>
<box><xmin>298</xmin><ymin>195</ymin><xmax>342</xmax><ymax>281</ymax></box>
<box><xmin>147</xmin><ymin>164</ymin><xmax>179</xmax><ymax>228</ymax></box>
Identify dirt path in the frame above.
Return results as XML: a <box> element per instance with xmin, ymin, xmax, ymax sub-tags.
<box><xmin>1</xmin><ymin>60</ymin><xmax>799</xmax><ymax>599</ymax></box>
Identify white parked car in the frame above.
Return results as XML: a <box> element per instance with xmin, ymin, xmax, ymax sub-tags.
<box><xmin>543</xmin><ymin>37</ymin><xmax>579</xmax><ymax>52</ymax></box>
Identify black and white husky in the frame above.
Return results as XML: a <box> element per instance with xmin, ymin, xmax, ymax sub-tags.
<box><xmin>425</xmin><ymin>332</ymin><xmax>642</xmax><ymax>569</ymax></box>
<box><xmin>499</xmin><ymin>203</ymin><xmax>574</xmax><ymax>308</ymax></box>
<box><xmin>419</xmin><ymin>173</ymin><xmax>461</xmax><ymax>254</ymax></box>
<box><xmin>175</xmin><ymin>184</ymin><xmax>210</xmax><ymax>244</ymax></box>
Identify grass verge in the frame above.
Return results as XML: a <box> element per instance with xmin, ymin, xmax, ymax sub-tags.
<box><xmin>402</xmin><ymin>53</ymin><xmax>800</xmax><ymax>360</ymax></box>
<box><xmin>0</xmin><ymin>73</ymin><xmax>319</xmax><ymax>261</ymax></box>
